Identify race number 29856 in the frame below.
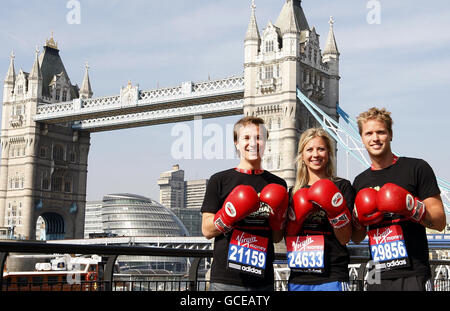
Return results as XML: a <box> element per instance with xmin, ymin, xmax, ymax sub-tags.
<box><xmin>370</xmin><ymin>240</ymin><xmax>407</xmax><ymax>262</ymax></box>
<box><xmin>368</xmin><ymin>225</ymin><xmax>410</xmax><ymax>271</ymax></box>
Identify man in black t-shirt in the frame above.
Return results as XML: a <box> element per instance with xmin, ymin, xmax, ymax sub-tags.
<box><xmin>352</xmin><ymin>107</ymin><xmax>446</xmax><ymax>291</ymax></box>
<box><xmin>201</xmin><ymin>116</ymin><xmax>288</xmax><ymax>291</ymax></box>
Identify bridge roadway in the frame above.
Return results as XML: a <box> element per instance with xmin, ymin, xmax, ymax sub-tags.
<box><xmin>45</xmin><ymin>236</ymin><xmax>213</xmax><ymax>250</ymax></box>
<box><xmin>44</xmin><ymin>234</ymin><xmax>450</xmax><ymax>250</ymax></box>
<box><xmin>34</xmin><ymin>76</ymin><xmax>244</xmax><ymax>132</ymax></box>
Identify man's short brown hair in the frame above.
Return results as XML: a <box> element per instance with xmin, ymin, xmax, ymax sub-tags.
<box><xmin>357</xmin><ymin>107</ymin><xmax>393</xmax><ymax>136</ymax></box>
<box><xmin>233</xmin><ymin>116</ymin><xmax>268</xmax><ymax>142</ymax></box>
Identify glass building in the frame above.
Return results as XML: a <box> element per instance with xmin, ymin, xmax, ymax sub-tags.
<box><xmin>101</xmin><ymin>193</ymin><xmax>189</xmax><ymax>237</ymax></box>
<box><xmin>85</xmin><ymin>193</ymin><xmax>190</xmax><ymax>272</ymax></box>
<box><xmin>84</xmin><ymin>201</ymin><xmax>103</xmax><ymax>238</ymax></box>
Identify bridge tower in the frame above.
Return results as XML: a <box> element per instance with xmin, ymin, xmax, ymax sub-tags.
<box><xmin>0</xmin><ymin>35</ymin><xmax>91</xmax><ymax>240</ymax></box>
<box><xmin>244</xmin><ymin>0</ymin><xmax>340</xmax><ymax>187</ymax></box>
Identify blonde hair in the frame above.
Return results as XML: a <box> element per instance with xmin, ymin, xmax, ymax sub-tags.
<box><xmin>292</xmin><ymin>128</ymin><xmax>336</xmax><ymax>194</ymax></box>
<box><xmin>357</xmin><ymin>107</ymin><xmax>393</xmax><ymax>136</ymax></box>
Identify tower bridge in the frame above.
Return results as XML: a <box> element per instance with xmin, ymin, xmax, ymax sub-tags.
<box><xmin>34</xmin><ymin>76</ymin><xmax>245</xmax><ymax>132</ymax></box>
<box><xmin>0</xmin><ymin>0</ymin><xmax>448</xmax><ymax>241</ymax></box>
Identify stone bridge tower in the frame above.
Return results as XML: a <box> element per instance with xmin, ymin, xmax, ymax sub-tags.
<box><xmin>0</xmin><ymin>35</ymin><xmax>91</xmax><ymax>240</ymax></box>
<box><xmin>244</xmin><ymin>0</ymin><xmax>340</xmax><ymax>187</ymax></box>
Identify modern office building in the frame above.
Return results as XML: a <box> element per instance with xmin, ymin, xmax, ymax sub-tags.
<box><xmin>157</xmin><ymin>165</ymin><xmax>208</xmax><ymax>236</ymax></box>
<box><xmin>157</xmin><ymin>165</ymin><xmax>185</xmax><ymax>211</ymax></box>
<box><xmin>170</xmin><ymin>207</ymin><xmax>202</xmax><ymax>237</ymax></box>
<box><xmin>185</xmin><ymin>179</ymin><xmax>208</xmax><ymax>210</ymax></box>
<box><xmin>83</xmin><ymin>201</ymin><xmax>103</xmax><ymax>238</ymax></box>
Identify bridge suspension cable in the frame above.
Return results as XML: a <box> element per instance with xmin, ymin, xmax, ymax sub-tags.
<box><xmin>296</xmin><ymin>88</ymin><xmax>450</xmax><ymax>215</ymax></box>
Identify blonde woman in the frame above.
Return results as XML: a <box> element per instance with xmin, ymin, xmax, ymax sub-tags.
<box><xmin>285</xmin><ymin>128</ymin><xmax>355</xmax><ymax>291</ymax></box>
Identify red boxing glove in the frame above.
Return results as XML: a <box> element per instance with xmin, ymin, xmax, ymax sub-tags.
<box><xmin>214</xmin><ymin>185</ymin><xmax>260</xmax><ymax>233</ymax></box>
<box><xmin>260</xmin><ymin>184</ymin><xmax>289</xmax><ymax>231</ymax></box>
<box><xmin>353</xmin><ymin>188</ymin><xmax>384</xmax><ymax>227</ymax></box>
<box><xmin>377</xmin><ymin>183</ymin><xmax>426</xmax><ymax>223</ymax></box>
<box><xmin>286</xmin><ymin>188</ymin><xmax>315</xmax><ymax>236</ymax></box>
<box><xmin>308</xmin><ymin>179</ymin><xmax>351</xmax><ymax>229</ymax></box>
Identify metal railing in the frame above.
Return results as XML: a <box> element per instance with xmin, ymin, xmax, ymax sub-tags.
<box><xmin>1</xmin><ymin>241</ymin><xmax>449</xmax><ymax>291</ymax></box>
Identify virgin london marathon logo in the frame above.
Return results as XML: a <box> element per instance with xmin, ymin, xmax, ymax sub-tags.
<box><xmin>236</xmin><ymin>233</ymin><xmax>257</xmax><ymax>247</ymax></box>
<box><xmin>291</xmin><ymin>236</ymin><xmax>317</xmax><ymax>252</ymax></box>
<box><xmin>372</xmin><ymin>227</ymin><xmax>403</xmax><ymax>245</ymax></box>
<box><xmin>235</xmin><ymin>232</ymin><xmax>267</xmax><ymax>252</ymax></box>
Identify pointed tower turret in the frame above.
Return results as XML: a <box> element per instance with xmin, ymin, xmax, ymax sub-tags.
<box><xmin>29</xmin><ymin>46</ymin><xmax>42</xmax><ymax>80</ymax></box>
<box><xmin>323</xmin><ymin>16</ymin><xmax>340</xmax><ymax>112</ymax></box>
<box><xmin>4</xmin><ymin>51</ymin><xmax>15</xmax><ymax>84</ymax></box>
<box><xmin>245</xmin><ymin>0</ymin><xmax>261</xmax><ymax>43</ymax></box>
<box><xmin>244</xmin><ymin>0</ymin><xmax>261</xmax><ymax>114</ymax></box>
<box><xmin>3</xmin><ymin>51</ymin><xmax>16</xmax><ymax>102</ymax></box>
<box><xmin>244</xmin><ymin>0</ymin><xmax>260</xmax><ymax>63</ymax></box>
<box><xmin>275</xmin><ymin>0</ymin><xmax>309</xmax><ymax>34</ymax></box>
<box><xmin>79</xmin><ymin>62</ymin><xmax>93</xmax><ymax>99</ymax></box>
<box><xmin>28</xmin><ymin>46</ymin><xmax>43</xmax><ymax>99</ymax></box>
<box><xmin>323</xmin><ymin>16</ymin><xmax>340</xmax><ymax>65</ymax></box>
<box><xmin>40</xmin><ymin>32</ymin><xmax>78</xmax><ymax>101</ymax></box>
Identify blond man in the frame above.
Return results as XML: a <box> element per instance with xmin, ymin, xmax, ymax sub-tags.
<box><xmin>352</xmin><ymin>107</ymin><xmax>445</xmax><ymax>291</ymax></box>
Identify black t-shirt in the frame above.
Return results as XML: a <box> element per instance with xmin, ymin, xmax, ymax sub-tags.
<box><xmin>352</xmin><ymin>157</ymin><xmax>440</xmax><ymax>279</ymax></box>
<box><xmin>201</xmin><ymin>168</ymin><xmax>287</xmax><ymax>287</ymax></box>
<box><xmin>288</xmin><ymin>178</ymin><xmax>355</xmax><ymax>285</ymax></box>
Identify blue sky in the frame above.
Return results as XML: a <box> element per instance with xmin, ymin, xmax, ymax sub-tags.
<box><xmin>1</xmin><ymin>0</ymin><xmax>449</xmax><ymax>214</ymax></box>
